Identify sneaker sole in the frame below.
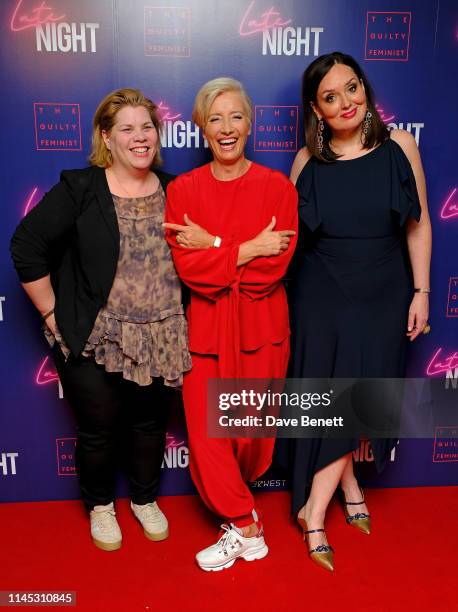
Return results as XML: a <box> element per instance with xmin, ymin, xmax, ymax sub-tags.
<box><xmin>143</xmin><ymin>527</ymin><xmax>169</xmax><ymax>542</ymax></box>
<box><xmin>197</xmin><ymin>544</ymin><xmax>269</xmax><ymax>572</ymax></box>
<box><xmin>92</xmin><ymin>537</ymin><xmax>122</xmax><ymax>552</ymax></box>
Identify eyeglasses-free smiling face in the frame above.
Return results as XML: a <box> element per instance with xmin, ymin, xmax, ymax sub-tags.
<box><xmin>312</xmin><ymin>63</ymin><xmax>367</xmax><ymax>134</ymax></box>
<box><xmin>102</xmin><ymin>105</ymin><xmax>158</xmax><ymax>173</ymax></box>
<box><xmin>204</xmin><ymin>91</ymin><xmax>251</xmax><ymax>168</ymax></box>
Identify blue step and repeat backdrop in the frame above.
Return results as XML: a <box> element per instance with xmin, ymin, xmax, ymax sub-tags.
<box><xmin>1</xmin><ymin>0</ymin><xmax>457</xmax><ymax>503</ymax></box>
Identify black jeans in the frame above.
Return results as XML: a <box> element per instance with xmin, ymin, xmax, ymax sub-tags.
<box><xmin>53</xmin><ymin>345</ymin><xmax>170</xmax><ymax>510</ymax></box>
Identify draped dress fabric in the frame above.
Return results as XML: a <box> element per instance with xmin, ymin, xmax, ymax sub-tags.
<box><xmin>288</xmin><ymin>138</ymin><xmax>421</xmax><ymax>513</ymax></box>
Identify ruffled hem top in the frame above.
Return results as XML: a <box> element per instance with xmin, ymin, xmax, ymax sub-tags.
<box><xmin>46</xmin><ymin>185</ymin><xmax>191</xmax><ymax>387</ymax></box>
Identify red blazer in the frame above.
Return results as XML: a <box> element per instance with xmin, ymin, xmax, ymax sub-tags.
<box><xmin>165</xmin><ymin>162</ymin><xmax>298</xmax><ymax>376</ymax></box>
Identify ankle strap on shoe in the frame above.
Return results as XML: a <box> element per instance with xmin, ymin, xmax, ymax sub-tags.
<box><xmin>305</xmin><ymin>528</ymin><xmax>325</xmax><ymax>535</ymax></box>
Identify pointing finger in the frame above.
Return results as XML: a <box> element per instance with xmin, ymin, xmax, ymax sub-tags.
<box><xmin>162</xmin><ymin>222</ymin><xmax>187</xmax><ymax>232</ymax></box>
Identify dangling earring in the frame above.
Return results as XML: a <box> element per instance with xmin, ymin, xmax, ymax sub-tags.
<box><xmin>316</xmin><ymin>118</ymin><xmax>324</xmax><ymax>154</ymax></box>
<box><xmin>362</xmin><ymin>110</ymin><xmax>372</xmax><ymax>138</ymax></box>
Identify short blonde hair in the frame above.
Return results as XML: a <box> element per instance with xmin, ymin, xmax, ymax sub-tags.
<box><xmin>89</xmin><ymin>88</ymin><xmax>162</xmax><ymax>168</ymax></box>
<box><xmin>192</xmin><ymin>77</ymin><xmax>253</xmax><ymax>130</ymax></box>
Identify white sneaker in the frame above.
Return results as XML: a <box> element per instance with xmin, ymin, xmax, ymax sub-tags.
<box><xmin>195</xmin><ymin>524</ymin><xmax>268</xmax><ymax>572</ymax></box>
<box><xmin>131</xmin><ymin>501</ymin><xmax>169</xmax><ymax>541</ymax></box>
<box><xmin>90</xmin><ymin>502</ymin><xmax>122</xmax><ymax>551</ymax></box>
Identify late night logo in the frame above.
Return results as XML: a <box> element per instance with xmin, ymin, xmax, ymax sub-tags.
<box><xmin>433</xmin><ymin>426</ymin><xmax>458</xmax><ymax>463</ymax></box>
<box><xmin>426</xmin><ymin>348</ymin><xmax>458</xmax><ymax>389</ymax></box>
<box><xmin>353</xmin><ymin>440</ymin><xmax>397</xmax><ymax>463</ymax></box>
<box><xmin>157</xmin><ymin>101</ymin><xmax>208</xmax><ymax>149</ymax></box>
<box><xmin>254</xmin><ymin>106</ymin><xmax>298</xmax><ymax>152</ymax></box>
<box><xmin>162</xmin><ymin>434</ymin><xmax>189</xmax><ymax>469</ymax></box>
<box><xmin>365</xmin><ymin>12</ymin><xmax>411</xmax><ymax>61</ymax></box>
<box><xmin>440</xmin><ymin>188</ymin><xmax>458</xmax><ymax>220</ymax></box>
<box><xmin>376</xmin><ymin>102</ymin><xmax>425</xmax><ymax>145</ymax></box>
<box><xmin>10</xmin><ymin>0</ymin><xmax>99</xmax><ymax>53</ymax></box>
<box><xmin>0</xmin><ymin>452</ymin><xmax>19</xmax><ymax>476</ymax></box>
<box><xmin>239</xmin><ymin>1</ymin><xmax>323</xmax><ymax>56</ymax></box>
<box><xmin>447</xmin><ymin>277</ymin><xmax>458</xmax><ymax>318</ymax></box>
<box><xmin>386</xmin><ymin>121</ymin><xmax>424</xmax><ymax>146</ymax></box>
<box><xmin>34</xmin><ymin>103</ymin><xmax>82</xmax><ymax>151</ymax></box>
<box><xmin>144</xmin><ymin>6</ymin><xmax>190</xmax><ymax>57</ymax></box>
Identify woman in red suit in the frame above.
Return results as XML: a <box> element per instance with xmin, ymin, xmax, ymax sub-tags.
<box><xmin>164</xmin><ymin>77</ymin><xmax>297</xmax><ymax>571</ymax></box>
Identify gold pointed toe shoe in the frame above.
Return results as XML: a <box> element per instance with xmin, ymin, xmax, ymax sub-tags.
<box><xmin>340</xmin><ymin>486</ymin><xmax>371</xmax><ymax>535</ymax></box>
<box><xmin>297</xmin><ymin>516</ymin><xmax>334</xmax><ymax>572</ymax></box>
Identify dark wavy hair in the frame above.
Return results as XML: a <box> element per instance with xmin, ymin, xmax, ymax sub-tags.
<box><xmin>302</xmin><ymin>51</ymin><xmax>389</xmax><ymax>162</ymax></box>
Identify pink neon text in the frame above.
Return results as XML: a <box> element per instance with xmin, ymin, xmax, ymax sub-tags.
<box><xmin>239</xmin><ymin>0</ymin><xmax>292</xmax><ymax>36</ymax></box>
<box><xmin>10</xmin><ymin>0</ymin><xmax>65</xmax><ymax>32</ymax></box>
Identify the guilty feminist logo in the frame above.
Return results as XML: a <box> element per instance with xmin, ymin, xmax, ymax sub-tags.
<box><xmin>56</xmin><ymin>438</ymin><xmax>77</xmax><ymax>475</ymax></box>
<box><xmin>144</xmin><ymin>6</ymin><xmax>191</xmax><ymax>57</ymax></box>
<box><xmin>447</xmin><ymin>277</ymin><xmax>458</xmax><ymax>318</ymax></box>
<box><xmin>365</xmin><ymin>12</ymin><xmax>411</xmax><ymax>61</ymax></box>
<box><xmin>433</xmin><ymin>426</ymin><xmax>458</xmax><ymax>463</ymax></box>
<box><xmin>239</xmin><ymin>1</ymin><xmax>323</xmax><ymax>56</ymax></box>
<box><xmin>34</xmin><ymin>103</ymin><xmax>82</xmax><ymax>151</ymax></box>
<box><xmin>10</xmin><ymin>0</ymin><xmax>99</xmax><ymax>53</ymax></box>
<box><xmin>254</xmin><ymin>106</ymin><xmax>298</xmax><ymax>152</ymax></box>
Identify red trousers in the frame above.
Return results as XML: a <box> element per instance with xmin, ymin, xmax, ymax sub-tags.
<box><xmin>182</xmin><ymin>338</ymin><xmax>290</xmax><ymax>527</ymax></box>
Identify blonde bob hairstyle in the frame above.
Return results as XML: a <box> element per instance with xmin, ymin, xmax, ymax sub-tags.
<box><xmin>192</xmin><ymin>77</ymin><xmax>253</xmax><ymax>130</ymax></box>
<box><xmin>89</xmin><ymin>88</ymin><xmax>163</xmax><ymax>168</ymax></box>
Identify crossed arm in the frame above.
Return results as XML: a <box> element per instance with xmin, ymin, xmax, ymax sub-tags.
<box><xmin>164</xmin><ymin>179</ymin><xmax>298</xmax><ymax>301</ymax></box>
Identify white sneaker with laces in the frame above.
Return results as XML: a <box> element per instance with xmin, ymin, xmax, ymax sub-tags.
<box><xmin>131</xmin><ymin>501</ymin><xmax>169</xmax><ymax>541</ymax></box>
<box><xmin>195</xmin><ymin>524</ymin><xmax>268</xmax><ymax>572</ymax></box>
<box><xmin>90</xmin><ymin>502</ymin><xmax>122</xmax><ymax>551</ymax></box>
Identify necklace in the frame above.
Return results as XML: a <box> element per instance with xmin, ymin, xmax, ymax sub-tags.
<box><xmin>108</xmin><ymin>168</ymin><xmax>156</xmax><ymax>212</ymax></box>
<box><xmin>109</xmin><ymin>167</ymin><xmax>158</xmax><ymax>213</ymax></box>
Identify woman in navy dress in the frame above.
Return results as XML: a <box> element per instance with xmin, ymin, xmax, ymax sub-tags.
<box><xmin>288</xmin><ymin>52</ymin><xmax>432</xmax><ymax>571</ymax></box>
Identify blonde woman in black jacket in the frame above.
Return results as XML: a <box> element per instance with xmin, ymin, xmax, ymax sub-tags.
<box><xmin>10</xmin><ymin>88</ymin><xmax>191</xmax><ymax>551</ymax></box>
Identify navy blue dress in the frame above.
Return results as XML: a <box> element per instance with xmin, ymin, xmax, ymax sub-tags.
<box><xmin>288</xmin><ymin>138</ymin><xmax>421</xmax><ymax>513</ymax></box>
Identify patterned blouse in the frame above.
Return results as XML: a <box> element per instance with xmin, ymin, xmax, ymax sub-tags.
<box><xmin>46</xmin><ymin>184</ymin><xmax>191</xmax><ymax>387</ymax></box>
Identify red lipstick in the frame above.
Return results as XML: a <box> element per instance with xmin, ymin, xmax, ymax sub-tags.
<box><xmin>341</xmin><ymin>108</ymin><xmax>357</xmax><ymax>119</ymax></box>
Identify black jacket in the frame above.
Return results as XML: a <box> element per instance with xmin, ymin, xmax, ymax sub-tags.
<box><xmin>10</xmin><ymin>166</ymin><xmax>175</xmax><ymax>356</ymax></box>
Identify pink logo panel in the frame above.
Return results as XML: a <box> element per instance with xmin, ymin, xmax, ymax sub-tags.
<box><xmin>365</xmin><ymin>12</ymin><xmax>411</xmax><ymax>61</ymax></box>
<box><xmin>34</xmin><ymin>103</ymin><xmax>82</xmax><ymax>151</ymax></box>
<box><xmin>446</xmin><ymin>277</ymin><xmax>458</xmax><ymax>318</ymax></box>
<box><xmin>56</xmin><ymin>438</ymin><xmax>77</xmax><ymax>476</ymax></box>
<box><xmin>433</xmin><ymin>426</ymin><xmax>458</xmax><ymax>463</ymax></box>
<box><xmin>254</xmin><ymin>105</ymin><xmax>298</xmax><ymax>152</ymax></box>
<box><xmin>144</xmin><ymin>6</ymin><xmax>191</xmax><ymax>57</ymax></box>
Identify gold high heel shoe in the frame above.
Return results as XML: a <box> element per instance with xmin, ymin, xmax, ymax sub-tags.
<box><xmin>340</xmin><ymin>486</ymin><xmax>371</xmax><ymax>535</ymax></box>
<box><xmin>297</xmin><ymin>515</ymin><xmax>334</xmax><ymax>572</ymax></box>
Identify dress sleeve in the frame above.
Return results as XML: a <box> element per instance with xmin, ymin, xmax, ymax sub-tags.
<box><xmin>239</xmin><ymin>179</ymin><xmax>298</xmax><ymax>300</ymax></box>
<box><xmin>165</xmin><ymin>178</ymin><xmax>240</xmax><ymax>302</ymax></box>
<box><xmin>10</xmin><ymin>174</ymin><xmax>80</xmax><ymax>283</ymax></box>
<box><xmin>389</xmin><ymin>139</ymin><xmax>421</xmax><ymax>225</ymax></box>
<box><xmin>296</xmin><ymin>158</ymin><xmax>322</xmax><ymax>232</ymax></box>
